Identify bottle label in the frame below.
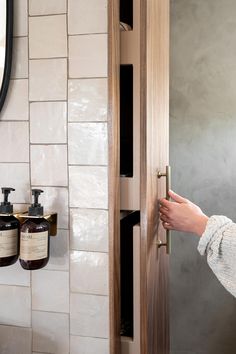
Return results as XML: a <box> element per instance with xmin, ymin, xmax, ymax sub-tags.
<box><xmin>0</xmin><ymin>229</ymin><xmax>18</xmax><ymax>257</ymax></box>
<box><xmin>20</xmin><ymin>231</ymin><xmax>48</xmax><ymax>261</ymax></box>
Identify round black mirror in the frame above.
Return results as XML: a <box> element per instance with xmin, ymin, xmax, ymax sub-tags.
<box><xmin>0</xmin><ymin>0</ymin><xmax>13</xmax><ymax>113</ymax></box>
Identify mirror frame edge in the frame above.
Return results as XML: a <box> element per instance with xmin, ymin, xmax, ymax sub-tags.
<box><xmin>0</xmin><ymin>0</ymin><xmax>13</xmax><ymax>114</ymax></box>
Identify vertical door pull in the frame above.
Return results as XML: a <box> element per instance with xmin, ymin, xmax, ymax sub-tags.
<box><xmin>157</xmin><ymin>165</ymin><xmax>171</xmax><ymax>254</ymax></box>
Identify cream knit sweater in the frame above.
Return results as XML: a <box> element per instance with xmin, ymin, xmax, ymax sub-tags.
<box><xmin>198</xmin><ymin>215</ymin><xmax>236</xmax><ymax>297</ymax></box>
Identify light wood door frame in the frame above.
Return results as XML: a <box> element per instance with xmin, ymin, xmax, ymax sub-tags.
<box><xmin>108</xmin><ymin>0</ymin><xmax>170</xmax><ymax>353</ymax></box>
<box><xmin>108</xmin><ymin>0</ymin><xmax>120</xmax><ymax>353</ymax></box>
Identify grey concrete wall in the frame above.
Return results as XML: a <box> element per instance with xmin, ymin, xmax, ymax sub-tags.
<box><xmin>170</xmin><ymin>1</ymin><xmax>236</xmax><ymax>353</ymax></box>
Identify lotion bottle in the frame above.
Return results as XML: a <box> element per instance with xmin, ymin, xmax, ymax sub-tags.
<box><xmin>20</xmin><ymin>189</ymin><xmax>50</xmax><ymax>270</ymax></box>
<box><xmin>0</xmin><ymin>187</ymin><xmax>20</xmax><ymax>267</ymax></box>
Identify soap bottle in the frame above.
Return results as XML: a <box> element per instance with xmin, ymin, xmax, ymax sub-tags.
<box><xmin>19</xmin><ymin>189</ymin><xmax>50</xmax><ymax>270</ymax></box>
<box><xmin>0</xmin><ymin>187</ymin><xmax>20</xmax><ymax>267</ymax></box>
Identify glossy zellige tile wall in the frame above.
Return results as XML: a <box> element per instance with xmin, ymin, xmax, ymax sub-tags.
<box><xmin>70</xmin><ymin>208</ymin><xmax>108</xmax><ymax>252</ymax></box>
<box><xmin>0</xmin><ymin>0</ymin><xmax>109</xmax><ymax>352</ymax></box>
<box><xmin>68</xmin><ymin>78</ymin><xmax>108</xmax><ymax>122</ymax></box>
<box><xmin>29</xmin><ymin>15</ymin><xmax>67</xmax><ymax>59</ymax></box>
<box><xmin>68</xmin><ymin>0</ymin><xmax>107</xmax><ymax>34</ymax></box>
<box><xmin>29</xmin><ymin>0</ymin><xmax>67</xmax><ymax>15</ymax></box>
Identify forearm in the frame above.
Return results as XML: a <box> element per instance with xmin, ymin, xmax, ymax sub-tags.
<box><xmin>198</xmin><ymin>215</ymin><xmax>236</xmax><ymax>297</ymax></box>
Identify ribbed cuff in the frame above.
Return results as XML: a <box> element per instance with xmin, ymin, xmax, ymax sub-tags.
<box><xmin>197</xmin><ymin>215</ymin><xmax>232</xmax><ymax>256</ymax></box>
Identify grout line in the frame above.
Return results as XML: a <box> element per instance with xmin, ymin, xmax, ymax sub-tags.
<box><xmin>68</xmin><ymin>76</ymin><xmax>107</xmax><ymax>80</ymax></box>
<box><xmin>69</xmin><ymin>206</ymin><xmax>109</xmax><ymax>211</ymax></box>
<box><xmin>69</xmin><ymin>32</ymin><xmax>108</xmax><ymax>37</ymax></box>
<box><xmin>25</xmin><ymin>2</ymin><xmax>33</xmax><ymax>352</ymax></box>
<box><xmin>29</xmin><ymin>56</ymin><xmax>67</xmax><ymax>61</ymax></box>
<box><xmin>70</xmin><ymin>334</ymin><xmax>109</xmax><ymax>340</ymax></box>
<box><xmin>29</xmin><ymin>13</ymin><xmax>67</xmax><ymax>18</ymax></box>
<box><xmin>65</xmin><ymin>1</ymin><xmax>71</xmax><ymax>352</ymax></box>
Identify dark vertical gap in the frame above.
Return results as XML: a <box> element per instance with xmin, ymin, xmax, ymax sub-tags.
<box><xmin>120</xmin><ymin>210</ymin><xmax>140</xmax><ymax>338</ymax></box>
<box><xmin>120</xmin><ymin>65</ymin><xmax>133</xmax><ymax>177</ymax></box>
<box><xmin>120</xmin><ymin>0</ymin><xmax>133</xmax><ymax>28</ymax></box>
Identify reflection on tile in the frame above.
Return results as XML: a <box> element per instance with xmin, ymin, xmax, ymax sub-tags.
<box><xmin>69</xmin><ymin>166</ymin><xmax>108</xmax><ymax>208</ymax></box>
<box><xmin>70</xmin><ymin>208</ymin><xmax>108</xmax><ymax>252</ymax></box>
<box><xmin>68</xmin><ymin>123</ymin><xmax>108</xmax><ymax>165</ymax></box>
<box><xmin>31</xmin><ymin>145</ymin><xmax>68</xmax><ymax>186</ymax></box>
<box><xmin>0</xmin><ymin>122</ymin><xmax>29</xmax><ymax>162</ymax></box>
<box><xmin>0</xmin><ymin>285</ymin><xmax>31</xmax><ymax>327</ymax></box>
<box><xmin>69</xmin><ymin>35</ymin><xmax>107</xmax><ymax>78</ymax></box>
<box><xmin>30</xmin><ymin>102</ymin><xmax>67</xmax><ymax>144</ymax></box>
<box><xmin>70</xmin><ymin>336</ymin><xmax>109</xmax><ymax>354</ymax></box>
<box><xmin>14</xmin><ymin>0</ymin><xmax>28</xmax><ymax>36</ymax></box>
<box><xmin>68</xmin><ymin>0</ymin><xmax>107</xmax><ymax>34</ymax></box>
<box><xmin>29</xmin><ymin>59</ymin><xmax>67</xmax><ymax>101</ymax></box>
<box><xmin>70</xmin><ymin>251</ymin><xmax>108</xmax><ymax>295</ymax></box>
<box><xmin>45</xmin><ymin>230</ymin><xmax>69</xmax><ymax>271</ymax></box>
<box><xmin>68</xmin><ymin>79</ymin><xmax>108</xmax><ymax>122</ymax></box>
<box><xmin>12</xmin><ymin>37</ymin><xmax>28</xmax><ymax>79</ymax></box>
<box><xmin>29</xmin><ymin>0</ymin><xmax>66</xmax><ymax>15</ymax></box>
<box><xmin>0</xmin><ymin>262</ymin><xmax>30</xmax><ymax>286</ymax></box>
<box><xmin>1</xmin><ymin>80</ymin><xmax>28</xmax><ymax>120</ymax></box>
<box><xmin>29</xmin><ymin>15</ymin><xmax>67</xmax><ymax>59</ymax></box>
<box><xmin>0</xmin><ymin>163</ymin><xmax>30</xmax><ymax>203</ymax></box>
<box><xmin>70</xmin><ymin>293</ymin><xmax>109</xmax><ymax>338</ymax></box>
<box><xmin>32</xmin><ymin>186</ymin><xmax>68</xmax><ymax>229</ymax></box>
<box><xmin>0</xmin><ymin>325</ymin><xmax>31</xmax><ymax>354</ymax></box>
<box><xmin>32</xmin><ymin>311</ymin><xmax>69</xmax><ymax>354</ymax></box>
<box><xmin>32</xmin><ymin>270</ymin><xmax>69</xmax><ymax>313</ymax></box>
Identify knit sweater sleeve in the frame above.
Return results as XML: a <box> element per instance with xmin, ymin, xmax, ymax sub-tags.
<box><xmin>198</xmin><ymin>215</ymin><xmax>236</xmax><ymax>297</ymax></box>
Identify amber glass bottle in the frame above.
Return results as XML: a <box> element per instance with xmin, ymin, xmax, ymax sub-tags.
<box><xmin>0</xmin><ymin>187</ymin><xmax>20</xmax><ymax>267</ymax></box>
<box><xmin>19</xmin><ymin>189</ymin><xmax>50</xmax><ymax>270</ymax></box>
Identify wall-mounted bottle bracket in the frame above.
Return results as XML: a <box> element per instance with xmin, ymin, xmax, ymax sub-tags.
<box><xmin>14</xmin><ymin>212</ymin><xmax>58</xmax><ymax>237</ymax></box>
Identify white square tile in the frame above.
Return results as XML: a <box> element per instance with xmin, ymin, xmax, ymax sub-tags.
<box><xmin>29</xmin><ymin>59</ymin><xmax>67</xmax><ymax>101</ymax></box>
<box><xmin>0</xmin><ymin>262</ymin><xmax>30</xmax><ymax>286</ymax></box>
<box><xmin>70</xmin><ymin>336</ymin><xmax>109</xmax><ymax>354</ymax></box>
<box><xmin>70</xmin><ymin>208</ymin><xmax>108</xmax><ymax>252</ymax></box>
<box><xmin>29</xmin><ymin>15</ymin><xmax>67</xmax><ymax>59</ymax></box>
<box><xmin>14</xmin><ymin>0</ymin><xmax>28</xmax><ymax>36</ymax></box>
<box><xmin>70</xmin><ymin>293</ymin><xmax>109</xmax><ymax>338</ymax></box>
<box><xmin>12</xmin><ymin>37</ymin><xmax>28</xmax><ymax>79</ymax></box>
<box><xmin>70</xmin><ymin>251</ymin><xmax>108</xmax><ymax>295</ymax></box>
<box><xmin>30</xmin><ymin>102</ymin><xmax>67</xmax><ymax>144</ymax></box>
<box><xmin>68</xmin><ymin>79</ymin><xmax>108</xmax><ymax>122</ymax></box>
<box><xmin>32</xmin><ymin>187</ymin><xmax>68</xmax><ymax>229</ymax></box>
<box><xmin>45</xmin><ymin>230</ymin><xmax>69</xmax><ymax>271</ymax></box>
<box><xmin>0</xmin><ymin>122</ymin><xmax>29</xmax><ymax>162</ymax></box>
<box><xmin>68</xmin><ymin>123</ymin><xmax>108</xmax><ymax>165</ymax></box>
<box><xmin>69</xmin><ymin>166</ymin><xmax>108</xmax><ymax>208</ymax></box>
<box><xmin>13</xmin><ymin>203</ymin><xmax>30</xmax><ymax>213</ymax></box>
<box><xmin>32</xmin><ymin>270</ymin><xmax>69</xmax><ymax>313</ymax></box>
<box><xmin>0</xmin><ymin>163</ymin><xmax>30</xmax><ymax>203</ymax></box>
<box><xmin>68</xmin><ymin>0</ymin><xmax>107</xmax><ymax>34</ymax></box>
<box><xmin>0</xmin><ymin>325</ymin><xmax>32</xmax><ymax>354</ymax></box>
<box><xmin>69</xmin><ymin>35</ymin><xmax>107</xmax><ymax>78</ymax></box>
<box><xmin>29</xmin><ymin>0</ymin><xmax>66</xmax><ymax>15</ymax></box>
<box><xmin>1</xmin><ymin>79</ymin><xmax>28</xmax><ymax>120</ymax></box>
<box><xmin>0</xmin><ymin>285</ymin><xmax>31</xmax><ymax>327</ymax></box>
<box><xmin>31</xmin><ymin>145</ymin><xmax>68</xmax><ymax>186</ymax></box>
<box><xmin>32</xmin><ymin>311</ymin><xmax>69</xmax><ymax>354</ymax></box>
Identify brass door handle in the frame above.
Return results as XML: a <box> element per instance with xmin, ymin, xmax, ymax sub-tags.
<box><xmin>157</xmin><ymin>165</ymin><xmax>171</xmax><ymax>254</ymax></box>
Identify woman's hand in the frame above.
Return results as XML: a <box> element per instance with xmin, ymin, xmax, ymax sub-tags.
<box><xmin>159</xmin><ymin>190</ymin><xmax>209</xmax><ymax>237</ymax></box>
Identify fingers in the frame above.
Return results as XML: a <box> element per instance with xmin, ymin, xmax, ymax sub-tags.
<box><xmin>168</xmin><ymin>190</ymin><xmax>187</xmax><ymax>204</ymax></box>
<box><xmin>159</xmin><ymin>198</ymin><xmax>172</xmax><ymax>208</ymax></box>
<box><xmin>162</xmin><ymin>221</ymin><xmax>173</xmax><ymax>230</ymax></box>
<box><xmin>160</xmin><ymin>214</ymin><xmax>169</xmax><ymax>222</ymax></box>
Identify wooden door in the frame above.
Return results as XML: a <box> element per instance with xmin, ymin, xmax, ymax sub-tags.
<box><xmin>108</xmin><ymin>0</ymin><xmax>170</xmax><ymax>353</ymax></box>
<box><xmin>140</xmin><ymin>0</ymin><xmax>170</xmax><ymax>353</ymax></box>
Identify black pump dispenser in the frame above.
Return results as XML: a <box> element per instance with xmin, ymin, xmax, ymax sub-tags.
<box><xmin>0</xmin><ymin>187</ymin><xmax>15</xmax><ymax>214</ymax></box>
<box><xmin>28</xmin><ymin>189</ymin><xmax>44</xmax><ymax>216</ymax></box>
